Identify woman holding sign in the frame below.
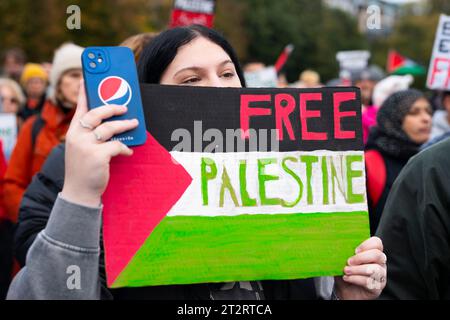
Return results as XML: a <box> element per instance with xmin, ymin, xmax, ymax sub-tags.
<box><xmin>8</xmin><ymin>25</ymin><xmax>386</xmax><ymax>300</ymax></box>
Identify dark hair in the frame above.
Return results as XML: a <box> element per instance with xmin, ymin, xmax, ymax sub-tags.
<box><xmin>137</xmin><ymin>25</ymin><xmax>246</xmax><ymax>87</ymax></box>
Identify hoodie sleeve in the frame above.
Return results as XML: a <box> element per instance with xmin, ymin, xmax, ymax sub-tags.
<box><xmin>7</xmin><ymin>194</ymin><xmax>104</xmax><ymax>300</ymax></box>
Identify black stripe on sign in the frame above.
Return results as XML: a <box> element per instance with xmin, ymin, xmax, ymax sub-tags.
<box><xmin>140</xmin><ymin>84</ymin><xmax>363</xmax><ymax>152</ymax></box>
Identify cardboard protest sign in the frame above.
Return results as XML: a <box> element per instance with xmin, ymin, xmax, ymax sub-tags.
<box><xmin>244</xmin><ymin>66</ymin><xmax>278</xmax><ymax>88</ymax></box>
<box><xmin>427</xmin><ymin>14</ymin><xmax>450</xmax><ymax>90</ymax></box>
<box><xmin>0</xmin><ymin>114</ymin><xmax>17</xmax><ymax>160</ymax></box>
<box><xmin>336</xmin><ymin>50</ymin><xmax>370</xmax><ymax>72</ymax></box>
<box><xmin>102</xmin><ymin>85</ymin><xmax>370</xmax><ymax>288</ymax></box>
<box><xmin>170</xmin><ymin>0</ymin><xmax>216</xmax><ymax>28</ymax></box>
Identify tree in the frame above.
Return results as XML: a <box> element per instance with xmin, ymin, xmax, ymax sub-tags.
<box><xmin>238</xmin><ymin>0</ymin><xmax>365</xmax><ymax>82</ymax></box>
<box><xmin>0</xmin><ymin>0</ymin><xmax>153</xmax><ymax>62</ymax></box>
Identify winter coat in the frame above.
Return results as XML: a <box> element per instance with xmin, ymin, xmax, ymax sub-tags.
<box><xmin>364</xmin><ymin>89</ymin><xmax>425</xmax><ymax>235</ymax></box>
<box><xmin>377</xmin><ymin>138</ymin><xmax>450</xmax><ymax>299</ymax></box>
<box><xmin>3</xmin><ymin>100</ymin><xmax>74</xmax><ymax>221</ymax></box>
<box><xmin>0</xmin><ymin>141</ymin><xmax>7</xmax><ymax>221</ymax></box>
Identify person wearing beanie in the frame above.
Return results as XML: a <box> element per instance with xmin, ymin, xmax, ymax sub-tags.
<box><xmin>3</xmin><ymin>43</ymin><xmax>83</xmax><ymax>222</ymax></box>
<box><xmin>352</xmin><ymin>65</ymin><xmax>386</xmax><ymax>145</ymax></box>
<box><xmin>18</xmin><ymin>63</ymin><xmax>48</xmax><ymax>123</ymax></box>
<box><xmin>353</xmin><ymin>65</ymin><xmax>385</xmax><ymax>107</ymax></box>
<box><xmin>364</xmin><ymin>89</ymin><xmax>432</xmax><ymax>235</ymax></box>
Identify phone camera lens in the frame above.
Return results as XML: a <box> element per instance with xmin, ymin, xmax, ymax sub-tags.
<box><xmin>89</xmin><ymin>62</ymin><xmax>97</xmax><ymax>68</ymax></box>
<box><xmin>88</xmin><ymin>53</ymin><xmax>95</xmax><ymax>59</ymax></box>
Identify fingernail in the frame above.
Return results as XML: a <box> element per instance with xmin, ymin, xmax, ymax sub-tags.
<box><xmin>348</xmin><ymin>258</ymin><xmax>353</xmax><ymax>265</ymax></box>
<box><xmin>343</xmin><ymin>275</ymin><xmax>349</xmax><ymax>281</ymax></box>
<box><xmin>355</xmin><ymin>247</ymin><xmax>361</xmax><ymax>254</ymax></box>
<box><xmin>344</xmin><ymin>267</ymin><xmax>351</xmax><ymax>275</ymax></box>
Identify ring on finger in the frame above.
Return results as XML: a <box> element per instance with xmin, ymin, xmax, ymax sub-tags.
<box><xmin>79</xmin><ymin>119</ymin><xmax>94</xmax><ymax>130</ymax></box>
<box><xmin>93</xmin><ymin>129</ymin><xmax>103</xmax><ymax>142</ymax></box>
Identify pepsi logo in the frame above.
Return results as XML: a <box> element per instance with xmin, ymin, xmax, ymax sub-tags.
<box><xmin>98</xmin><ymin>76</ymin><xmax>132</xmax><ymax>106</ymax></box>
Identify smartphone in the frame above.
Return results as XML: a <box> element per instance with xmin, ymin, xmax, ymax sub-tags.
<box><xmin>81</xmin><ymin>46</ymin><xmax>147</xmax><ymax>146</ymax></box>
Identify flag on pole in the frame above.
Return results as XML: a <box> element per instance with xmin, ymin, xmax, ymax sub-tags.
<box><xmin>274</xmin><ymin>44</ymin><xmax>295</xmax><ymax>73</ymax></box>
<box><xmin>387</xmin><ymin>50</ymin><xmax>426</xmax><ymax>76</ymax></box>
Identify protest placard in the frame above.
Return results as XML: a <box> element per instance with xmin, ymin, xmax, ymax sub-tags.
<box><xmin>244</xmin><ymin>66</ymin><xmax>278</xmax><ymax>88</ymax></box>
<box><xmin>336</xmin><ymin>50</ymin><xmax>370</xmax><ymax>72</ymax></box>
<box><xmin>102</xmin><ymin>85</ymin><xmax>370</xmax><ymax>288</ymax></box>
<box><xmin>427</xmin><ymin>14</ymin><xmax>450</xmax><ymax>90</ymax></box>
<box><xmin>170</xmin><ymin>0</ymin><xmax>215</xmax><ymax>28</ymax></box>
<box><xmin>0</xmin><ymin>113</ymin><xmax>17</xmax><ymax>160</ymax></box>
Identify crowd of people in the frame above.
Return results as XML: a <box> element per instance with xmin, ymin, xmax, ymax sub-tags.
<box><xmin>0</xmin><ymin>24</ymin><xmax>449</xmax><ymax>300</ymax></box>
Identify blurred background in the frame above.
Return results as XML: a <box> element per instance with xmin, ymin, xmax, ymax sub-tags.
<box><xmin>1</xmin><ymin>0</ymin><xmax>449</xmax><ymax>88</ymax></box>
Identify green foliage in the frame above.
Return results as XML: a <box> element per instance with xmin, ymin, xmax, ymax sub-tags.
<box><xmin>0</xmin><ymin>0</ymin><xmax>154</xmax><ymax>62</ymax></box>
<box><xmin>0</xmin><ymin>0</ymin><xmax>444</xmax><ymax>87</ymax></box>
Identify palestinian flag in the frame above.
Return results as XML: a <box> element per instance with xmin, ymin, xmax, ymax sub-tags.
<box><xmin>387</xmin><ymin>50</ymin><xmax>426</xmax><ymax>76</ymax></box>
<box><xmin>102</xmin><ymin>85</ymin><xmax>370</xmax><ymax>288</ymax></box>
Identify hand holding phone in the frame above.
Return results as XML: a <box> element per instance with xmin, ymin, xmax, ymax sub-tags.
<box><xmin>81</xmin><ymin>46</ymin><xmax>147</xmax><ymax>146</ymax></box>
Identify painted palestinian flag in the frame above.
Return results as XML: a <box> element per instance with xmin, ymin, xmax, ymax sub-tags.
<box><xmin>102</xmin><ymin>85</ymin><xmax>370</xmax><ymax>288</ymax></box>
<box><xmin>387</xmin><ymin>50</ymin><xmax>426</xmax><ymax>76</ymax></box>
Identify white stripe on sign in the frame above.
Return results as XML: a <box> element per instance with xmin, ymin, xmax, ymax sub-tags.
<box><xmin>167</xmin><ymin>150</ymin><xmax>368</xmax><ymax>217</ymax></box>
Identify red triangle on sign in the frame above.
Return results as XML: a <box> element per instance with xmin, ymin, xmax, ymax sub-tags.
<box><xmin>387</xmin><ymin>50</ymin><xmax>406</xmax><ymax>73</ymax></box>
<box><xmin>102</xmin><ymin>132</ymin><xmax>193</xmax><ymax>287</ymax></box>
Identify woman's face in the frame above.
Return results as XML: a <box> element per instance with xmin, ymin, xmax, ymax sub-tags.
<box><xmin>402</xmin><ymin>97</ymin><xmax>432</xmax><ymax>144</ymax></box>
<box><xmin>160</xmin><ymin>37</ymin><xmax>242</xmax><ymax>88</ymax></box>
<box><xmin>58</xmin><ymin>69</ymin><xmax>82</xmax><ymax>107</ymax></box>
<box><xmin>25</xmin><ymin>77</ymin><xmax>47</xmax><ymax>99</ymax></box>
<box><xmin>0</xmin><ymin>85</ymin><xmax>20</xmax><ymax>113</ymax></box>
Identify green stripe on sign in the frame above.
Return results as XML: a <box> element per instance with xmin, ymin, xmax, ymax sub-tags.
<box><xmin>111</xmin><ymin>211</ymin><xmax>369</xmax><ymax>288</ymax></box>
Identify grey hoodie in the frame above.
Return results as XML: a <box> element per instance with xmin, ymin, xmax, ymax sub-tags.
<box><xmin>7</xmin><ymin>195</ymin><xmax>103</xmax><ymax>300</ymax></box>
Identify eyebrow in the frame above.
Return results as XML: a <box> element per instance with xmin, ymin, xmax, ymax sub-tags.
<box><xmin>173</xmin><ymin>60</ymin><xmax>234</xmax><ymax>78</ymax></box>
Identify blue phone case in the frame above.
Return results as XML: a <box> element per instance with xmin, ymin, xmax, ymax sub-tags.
<box><xmin>81</xmin><ymin>46</ymin><xmax>147</xmax><ymax>146</ymax></box>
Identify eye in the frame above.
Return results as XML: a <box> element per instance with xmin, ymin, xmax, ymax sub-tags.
<box><xmin>408</xmin><ymin>109</ymin><xmax>419</xmax><ymax>116</ymax></box>
<box><xmin>221</xmin><ymin>71</ymin><xmax>235</xmax><ymax>79</ymax></box>
<box><xmin>182</xmin><ymin>77</ymin><xmax>201</xmax><ymax>84</ymax></box>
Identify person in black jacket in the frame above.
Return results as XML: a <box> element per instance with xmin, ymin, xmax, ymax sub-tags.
<box><xmin>377</xmin><ymin>138</ymin><xmax>450</xmax><ymax>299</ymax></box>
<box><xmin>365</xmin><ymin>89</ymin><xmax>432</xmax><ymax>235</ymax></box>
<box><xmin>9</xmin><ymin>25</ymin><xmax>386</xmax><ymax>300</ymax></box>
